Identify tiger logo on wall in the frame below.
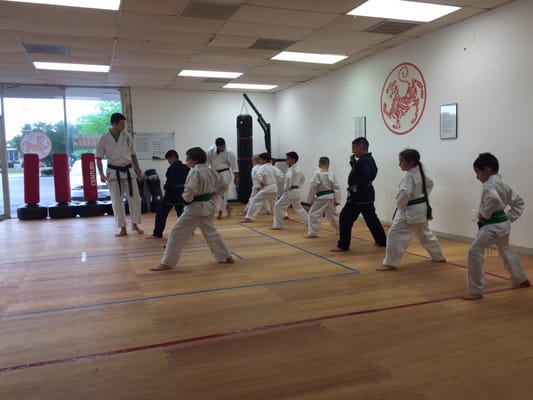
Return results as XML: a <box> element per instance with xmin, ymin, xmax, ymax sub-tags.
<box><xmin>381</xmin><ymin>62</ymin><xmax>426</xmax><ymax>135</ymax></box>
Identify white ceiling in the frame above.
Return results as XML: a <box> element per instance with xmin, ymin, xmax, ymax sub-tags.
<box><xmin>0</xmin><ymin>0</ymin><xmax>513</xmax><ymax>92</ymax></box>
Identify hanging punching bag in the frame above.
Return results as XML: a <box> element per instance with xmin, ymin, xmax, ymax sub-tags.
<box><xmin>236</xmin><ymin>114</ymin><xmax>253</xmax><ymax>203</ymax></box>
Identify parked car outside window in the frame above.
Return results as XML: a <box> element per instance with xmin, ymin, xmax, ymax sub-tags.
<box><xmin>70</xmin><ymin>159</ymin><xmax>111</xmax><ymax>201</ymax></box>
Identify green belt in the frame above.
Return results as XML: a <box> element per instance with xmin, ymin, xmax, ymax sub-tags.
<box><xmin>407</xmin><ymin>197</ymin><xmax>426</xmax><ymax>206</ymax></box>
<box><xmin>289</xmin><ymin>185</ymin><xmax>299</xmax><ymax>190</ymax></box>
<box><xmin>173</xmin><ymin>183</ymin><xmax>185</xmax><ymax>189</ymax></box>
<box><xmin>193</xmin><ymin>193</ymin><xmax>212</xmax><ymax>202</ymax></box>
<box><xmin>317</xmin><ymin>189</ymin><xmax>334</xmax><ymax>197</ymax></box>
<box><xmin>478</xmin><ymin>210</ymin><xmax>508</xmax><ymax>228</ymax></box>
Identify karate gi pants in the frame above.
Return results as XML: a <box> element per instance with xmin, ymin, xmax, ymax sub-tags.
<box><xmin>108</xmin><ymin>178</ymin><xmax>142</xmax><ymax>228</ymax></box>
<box><xmin>273</xmin><ymin>190</ymin><xmax>308</xmax><ymax>229</ymax></box>
<box><xmin>467</xmin><ymin>222</ymin><xmax>528</xmax><ymax>295</ymax></box>
<box><xmin>337</xmin><ymin>201</ymin><xmax>386</xmax><ymax>250</ymax></box>
<box><xmin>161</xmin><ymin>207</ymin><xmax>231</xmax><ymax>267</ymax></box>
<box><xmin>383</xmin><ymin>219</ymin><xmax>445</xmax><ymax>267</ymax></box>
<box><xmin>307</xmin><ymin>197</ymin><xmax>339</xmax><ymax>236</ymax></box>
<box><xmin>245</xmin><ymin>189</ymin><xmax>277</xmax><ymax>220</ymax></box>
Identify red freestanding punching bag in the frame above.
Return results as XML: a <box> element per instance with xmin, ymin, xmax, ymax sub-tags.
<box><xmin>77</xmin><ymin>153</ymin><xmax>106</xmax><ymax>217</ymax></box>
<box><xmin>23</xmin><ymin>153</ymin><xmax>40</xmax><ymax>204</ymax></box>
<box><xmin>17</xmin><ymin>153</ymin><xmax>48</xmax><ymax>220</ymax></box>
<box><xmin>48</xmin><ymin>153</ymin><xmax>79</xmax><ymax>218</ymax></box>
<box><xmin>53</xmin><ymin>153</ymin><xmax>71</xmax><ymax>203</ymax></box>
<box><xmin>81</xmin><ymin>153</ymin><xmax>98</xmax><ymax>202</ymax></box>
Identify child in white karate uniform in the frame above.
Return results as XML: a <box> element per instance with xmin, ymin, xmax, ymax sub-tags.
<box><xmin>241</xmin><ymin>153</ymin><xmax>284</xmax><ymax>222</ymax></box>
<box><xmin>463</xmin><ymin>152</ymin><xmax>530</xmax><ymax>299</ymax></box>
<box><xmin>378</xmin><ymin>149</ymin><xmax>445</xmax><ymax>271</ymax></box>
<box><xmin>305</xmin><ymin>157</ymin><xmax>341</xmax><ymax>238</ymax></box>
<box><xmin>272</xmin><ymin>151</ymin><xmax>308</xmax><ymax>229</ymax></box>
<box><xmin>241</xmin><ymin>154</ymin><xmax>261</xmax><ymax>215</ymax></box>
<box><xmin>150</xmin><ymin>147</ymin><xmax>234</xmax><ymax>271</ymax></box>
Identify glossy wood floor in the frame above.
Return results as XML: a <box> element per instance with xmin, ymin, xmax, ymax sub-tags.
<box><xmin>1</xmin><ymin>205</ymin><xmax>532</xmax><ymax>399</ymax></box>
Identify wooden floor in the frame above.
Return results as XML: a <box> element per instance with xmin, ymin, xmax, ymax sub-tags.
<box><xmin>1</xmin><ymin>205</ymin><xmax>532</xmax><ymax>399</ymax></box>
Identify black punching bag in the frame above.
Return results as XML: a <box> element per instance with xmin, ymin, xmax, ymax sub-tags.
<box><xmin>237</xmin><ymin>114</ymin><xmax>253</xmax><ymax>203</ymax></box>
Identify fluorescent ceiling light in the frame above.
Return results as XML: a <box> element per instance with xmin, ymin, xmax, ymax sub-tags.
<box><xmin>178</xmin><ymin>70</ymin><xmax>243</xmax><ymax>79</ymax></box>
<box><xmin>4</xmin><ymin>0</ymin><xmax>121</xmax><ymax>11</ymax></box>
<box><xmin>223</xmin><ymin>83</ymin><xmax>278</xmax><ymax>90</ymax></box>
<box><xmin>34</xmin><ymin>62</ymin><xmax>110</xmax><ymax>73</ymax></box>
<box><xmin>271</xmin><ymin>51</ymin><xmax>347</xmax><ymax>65</ymax></box>
<box><xmin>347</xmin><ymin>0</ymin><xmax>460</xmax><ymax>23</ymax></box>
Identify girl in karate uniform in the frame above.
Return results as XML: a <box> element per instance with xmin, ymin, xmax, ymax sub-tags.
<box><xmin>378</xmin><ymin>149</ymin><xmax>445</xmax><ymax>271</ymax></box>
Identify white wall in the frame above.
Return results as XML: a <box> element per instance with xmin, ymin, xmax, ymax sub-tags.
<box><xmin>129</xmin><ymin>0</ymin><xmax>533</xmax><ymax>249</ymax></box>
<box><xmin>130</xmin><ymin>88</ymin><xmax>276</xmax><ymax>199</ymax></box>
<box><xmin>274</xmin><ymin>0</ymin><xmax>533</xmax><ymax>248</ymax></box>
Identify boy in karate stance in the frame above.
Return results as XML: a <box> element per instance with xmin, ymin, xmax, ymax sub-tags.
<box><xmin>150</xmin><ymin>147</ymin><xmax>234</xmax><ymax>271</ymax></box>
<box><xmin>464</xmin><ymin>153</ymin><xmax>530</xmax><ymax>299</ymax></box>
<box><xmin>305</xmin><ymin>156</ymin><xmax>340</xmax><ymax>238</ymax></box>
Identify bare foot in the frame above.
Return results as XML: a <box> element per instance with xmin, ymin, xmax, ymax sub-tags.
<box><xmin>150</xmin><ymin>264</ymin><xmax>172</xmax><ymax>271</ymax></box>
<box><xmin>432</xmin><ymin>258</ymin><xmax>447</xmax><ymax>263</ymax></box>
<box><xmin>265</xmin><ymin>211</ymin><xmax>273</xmax><ymax>215</ymax></box>
<box><xmin>376</xmin><ymin>265</ymin><xmax>397</xmax><ymax>271</ymax></box>
<box><xmin>132</xmin><ymin>224</ymin><xmax>144</xmax><ymax>234</ymax></box>
<box><xmin>512</xmin><ymin>279</ymin><xmax>531</xmax><ymax>288</ymax></box>
<box><xmin>330</xmin><ymin>247</ymin><xmax>347</xmax><ymax>252</ymax></box>
<box><xmin>217</xmin><ymin>211</ymin><xmax>223</xmax><ymax>220</ymax></box>
<box><xmin>271</xmin><ymin>227</ymin><xmax>283</xmax><ymax>230</ymax></box>
<box><xmin>226</xmin><ymin>205</ymin><xmax>233</xmax><ymax>218</ymax></box>
<box><xmin>146</xmin><ymin>235</ymin><xmax>162</xmax><ymax>239</ymax></box>
<box><xmin>303</xmin><ymin>234</ymin><xmax>318</xmax><ymax>238</ymax></box>
<box><xmin>240</xmin><ymin>218</ymin><xmax>254</xmax><ymax>223</ymax></box>
<box><xmin>220</xmin><ymin>256</ymin><xmax>235</xmax><ymax>264</ymax></box>
<box><xmin>115</xmin><ymin>228</ymin><xmax>127</xmax><ymax>237</ymax></box>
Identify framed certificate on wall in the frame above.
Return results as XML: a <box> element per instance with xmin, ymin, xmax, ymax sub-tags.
<box><xmin>355</xmin><ymin>116</ymin><xmax>366</xmax><ymax>138</ymax></box>
<box><xmin>440</xmin><ymin>103</ymin><xmax>457</xmax><ymax>139</ymax></box>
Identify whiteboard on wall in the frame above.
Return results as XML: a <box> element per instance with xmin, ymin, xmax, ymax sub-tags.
<box><xmin>135</xmin><ymin>132</ymin><xmax>175</xmax><ymax>160</ymax></box>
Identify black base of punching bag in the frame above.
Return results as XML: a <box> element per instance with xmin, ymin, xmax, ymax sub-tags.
<box><xmin>102</xmin><ymin>201</ymin><xmax>114</xmax><ymax>216</ymax></box>
<box><xmin>48</xmin><ymin>202</ymin><xmax>80</xmax><ymax>219</ymax></box>
<box><xmin>237</xmin><ymin>114</ymin><xmax>253</xmax><ymax>203</ymax></box>
<box><xmin>78</xmin><ymin>201</ymin><xmax>107</xmax><ymax>217</ymax></box>
<box><xmin>17</xmin><ymin>204</ymin><xmax>48</xmax><ymax>220</ymax></box>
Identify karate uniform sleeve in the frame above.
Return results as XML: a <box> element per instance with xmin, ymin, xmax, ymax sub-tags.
<box><xmin>332</xmin><ymin>174</ymin><xmax>342</xmax><ymax>205</ymax></box>
<box><xmin>396</xmin><ymin>174</ymin><xmax>413</xmax><ymax>210</ymax></box>
<box><xmin>229</xmin><ymin>149</ymin><xmax>239</xmax><ymax>173</ymax></box>
<box><xmin>425</xmin><ymin>174</ymin><xmax>434</xmax><ymax>195</ymax></box>
<box><xmin>95</xmin><ymin>136</ymin><xmax>105</xmax><ymax>159</ymax></box>
<box><xmin>275</xmin><ymin>166</ymin><xmax>284</xmax><ymax>183</ymax></box>
<box><xmin>478</xmin><ymin>186</ymin><xmax>505</xmax><ymax>220</ymax></box>
<box><xmin>306</xmin><ymin>172</ymin><xmax>320</xmax><ymax>204</ymax></box>
<box><xmin>506</xmin><ymin>189</ymin><xmax>524</xmax><ymax>222</ymax></box>
<box><xmin>182</xmin><ymin>169</ymin><xmax>197</xmax><ymax>203</ymax></box>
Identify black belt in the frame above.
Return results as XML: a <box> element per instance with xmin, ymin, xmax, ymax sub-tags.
<box><xmin>217</xmin><ymin>168</ymin><xmax>230</xmax><ymax>173</ymax></box>
<box><xmin>108</xmin><ymin>163</ymin><xmax>134</xmax><ymax>196</ymax></box>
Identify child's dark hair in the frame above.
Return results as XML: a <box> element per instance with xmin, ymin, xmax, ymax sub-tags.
<box><xmin>110</xmin><ymin>112</ymin><xmax>126</xmax><ymax>125</ymax></box>
<box><xmin>186</xmin><ymin>147</ymin><xmax>207</xmax><ymax>163</ymax></box>
<box><xmin>286</xmin><ymin>151</ymin><xmax>299</xmax><ymax>162</ymax></box>
<box><xmin>215</xmin><ymin>137</ymin><xmax>225</xmax><ymax>146</ymax></box>
<box><xmin>259</xmin><ymin>152</ymin><xmax>271</xmax><ymax>162</ymax></box>
<box><xmin>319</xmin><ymin>156</ymin><xmax>330</xmax><ymax>166</ymax></box>
<box><xmin>165</xmin><ymin>149</ymin><xmax>178</xmax><ymax>159</ymax></box>
<box><xmin>473</xmin><ymin>153</ymin><xmax>499</xmax><ymax>173</ymax></box>
<box><xmin>352</xmin><ymin>137</ymin><xmax>369</xmax><ymax>150</ymax></box>
<box><xmin>399</xmin><ymin>149</ymin><xmax>433</xmax><ymax>220</ymax></box>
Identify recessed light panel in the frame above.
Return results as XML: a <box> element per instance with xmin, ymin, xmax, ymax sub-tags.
<box><xmin>4</xmin><ymin>0</ymin><xmax>121</xmax><ymax>11</ymax></box>
<box><xmin>271</xmin><ymin>51</ymin><xmax>347</xmax><ymax>65</ymax></box>
<box><xmin>347</xmin><ymin>0</ymin><xmax>460</xmax><ymax>23</ymax></box>
<box><xmin>34</xmin><ymin>62</ymin><xmax>110</xmax><ymax>73</ymax></box>
<box><xmin>224</xmin><ymin>83</ymin><xmax>278</xmax><ymax>90</ymax></box>
<box><xmin>178</xmin><ymin>70</ymin><xmax>243</xmax><ymax>79</ymax></box>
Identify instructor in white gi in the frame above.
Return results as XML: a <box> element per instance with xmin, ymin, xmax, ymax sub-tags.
<box><xmin>206</xmin><ymin>137</ymin><xmax>239</xmax><ymax>219</ymax></box>
<box><xmin>96</xmin><ymin>113</ymin><xmax>144</xmax><ymax>237</ymax></box>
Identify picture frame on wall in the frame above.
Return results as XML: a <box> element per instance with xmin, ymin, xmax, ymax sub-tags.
<box><xmin>440</xmin><ymin>103</ymin><xmax>458</xmax><ymax>140</ymax></box>
<box><xmin>355</xmin><ymin>116</ymin><xmax>366</xmax><ymax>138</ymax></box>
